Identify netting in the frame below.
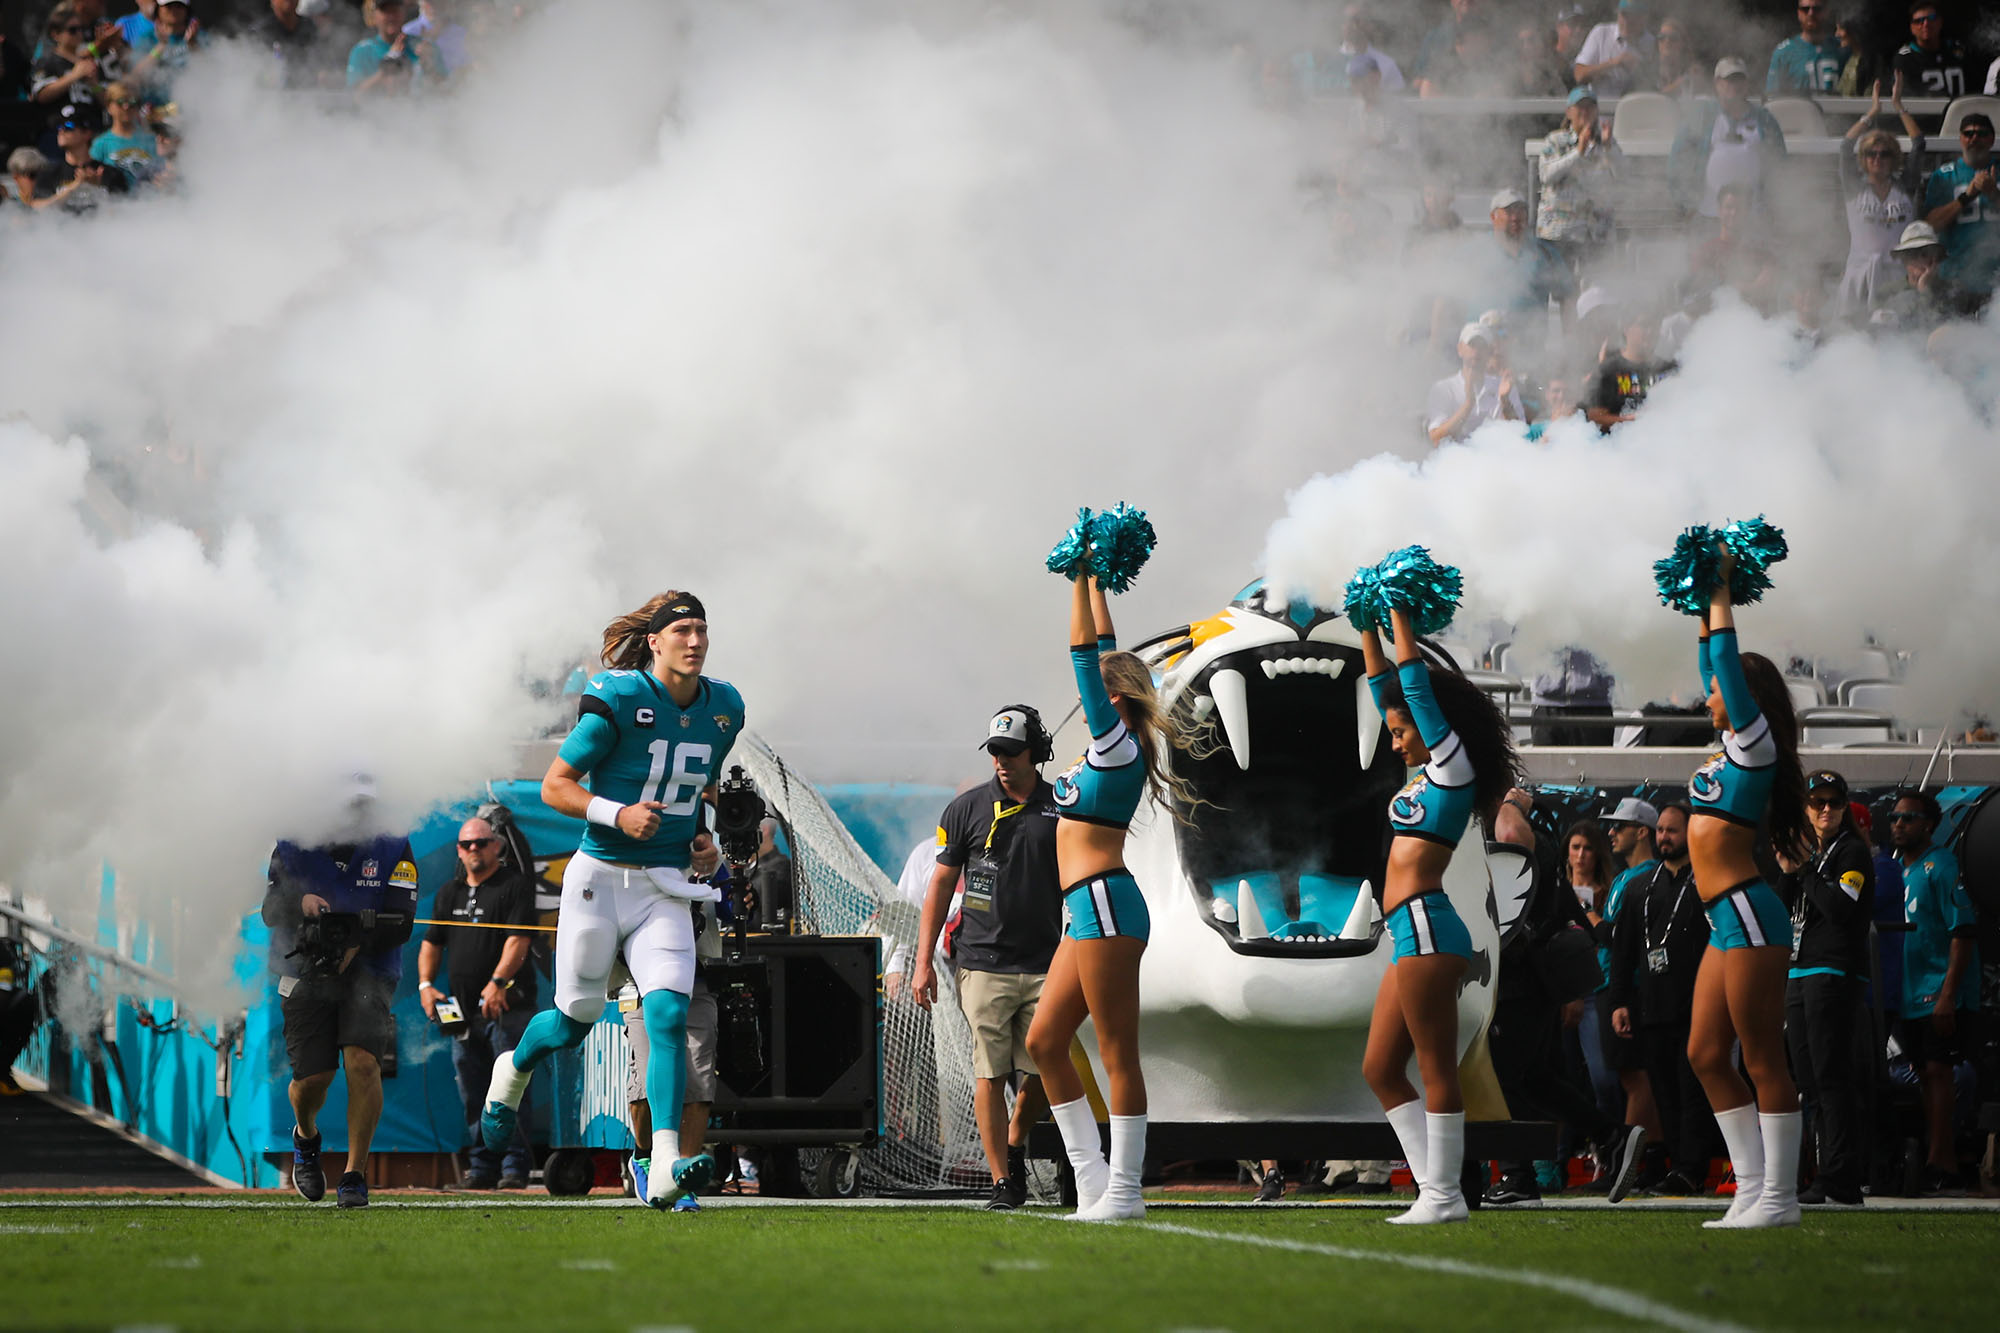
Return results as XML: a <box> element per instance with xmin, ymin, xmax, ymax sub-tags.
<box><xmin>734</xmin><ymin>733</ymin><xmax>994</xmax><ymax>1195</ymax></box>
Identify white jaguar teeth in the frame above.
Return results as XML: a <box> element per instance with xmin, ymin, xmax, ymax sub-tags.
<box><xmin>1237</xmin><ymin>879</ymin><xmax>1270</xmax><ymax>940</ymax></box>
<box><xmin>1258</xmin><ymin>656</ymin><xmax>1347</xmax><ymax>679</ymax></box>
<box><xmin>1339</xmin><ymin>880</ymin><xmax>1379</xmax><ymax>940</ymax></box>
<box><xmin>1211</xmin><ymin>668</ymin><xmax>1251</xmax><ymax>770</ymax></box>
<box><xmin>1356</xmin><ymin>676</ymin><xmax>1383</xmax><ymax>770</ymax></box>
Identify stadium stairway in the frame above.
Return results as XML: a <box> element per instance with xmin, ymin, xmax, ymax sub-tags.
<box><xmin>0</xmin><ymin>1087</ymin><xmax>212</xmax><ymax>1190</ymax></box>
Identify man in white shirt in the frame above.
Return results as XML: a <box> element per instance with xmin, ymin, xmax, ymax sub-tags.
<box><xmin>1574</xmin><ymin>0</ymin><xmax>1656</xmax><ymax>99</ymax></box>
<box><xmin>1667</xmin><ymin>58</ymin><xmax>1788</xmax><ymax>224</ymax></box>
<box><xmin>1426</xmin><ymin>322</ymin><xmax>1523</xmax><ymax>446</ymax></box>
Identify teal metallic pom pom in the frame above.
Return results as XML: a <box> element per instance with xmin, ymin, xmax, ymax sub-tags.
<box><xmin>1653</xmin><ymin>525</ymin><xmax>1720</xmax><ymax>615</ymax></box>
<box><xmin>1720</xmin><ymin>515</ymin><xmax>1788</xmax><ymax>606</ymax></box>
<box><xmin>1342</xmin><ymin>565</ymin><xmax>1385</xmax><ymax>634</ymax></box>
<box><xmin>1373</xmin><ymin>545</ymin><xmax>1463</xmax><ymax>639</ymax></box>
<box><xmin>1046</xmin><ymin>507</ymin><xmax>1095</xmax><ymax>580</ymax></box>
<box><xmin>1088</xmin><ymin>502</ymin><xmax>1158</xmax><ymax>594</ymax></box>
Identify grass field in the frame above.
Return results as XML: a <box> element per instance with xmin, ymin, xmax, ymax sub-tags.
<box><xmin>2</xmin><ymin>1195</ymin><xmax>1993</xmax><ymax>1332</ymax></box>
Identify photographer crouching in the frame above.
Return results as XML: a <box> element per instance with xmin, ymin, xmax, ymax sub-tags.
<box><xmin>261</xmin><ymin>784</ymin><xmax>419</xmax><ymax>1209</ymax></box>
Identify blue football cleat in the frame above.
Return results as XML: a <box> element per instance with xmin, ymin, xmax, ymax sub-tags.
<box><xmin>672</xmin><ymin>1192</ymin><xmax>700</xmax><ymax>1212</ymax></box>
<box><xmin>648</xmin><ymin>1153</ymin><xmax>715</xmax><ymax>1209</ymax></box>
<box><xmin>630</xmin><ymin>1157</ymin><xmax>650</xmax><ymax>1202</ymax></box>
<box><xmin>479</xmin><ymin>1101</ymin><xmax>518</xmax><ymax>1155</ymax></box>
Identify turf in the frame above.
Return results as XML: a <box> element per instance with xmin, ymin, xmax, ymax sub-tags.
<box><xmin>0</xmin><ymin>1197</ymin><xmax>1992</xmax><ymax>1332</ymax></box>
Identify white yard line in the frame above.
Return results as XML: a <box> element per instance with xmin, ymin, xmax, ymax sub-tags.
<box><xmin>1127</xmin><ymin>1220</ymin><xmax>1751</xmax><ymax>1333</ymax></box>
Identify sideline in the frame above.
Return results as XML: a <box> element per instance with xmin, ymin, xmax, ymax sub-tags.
<box><xmin>0</xmin><ymin>1194</ymin><xmax>1993</xmax><ymax>1212</ymax></box>
<box><xmin>1124</xmin><ymin>1219</ymin><xmax>1754</xmax><ymax>1333</ymax></box>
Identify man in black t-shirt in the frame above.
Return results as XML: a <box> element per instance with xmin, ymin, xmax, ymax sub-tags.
<box><xmin>1892</xmin><ymin>3</ymin><xmax>1973</xmax><ymax>99</ymax></box>
<box><xmin>912</xmin><ymin>706</ymin><xmax>1062</xmax><ymax>1210</ymax></box>
<box><xmin>417</xmin><ymin>815</ymin><xmax>542</xmax><ymax>1188</ymax></box>
<box><xmin>1585</xmin><ymin>313</ymin><xmax>1674</xmax><ymax>432</ymax></box>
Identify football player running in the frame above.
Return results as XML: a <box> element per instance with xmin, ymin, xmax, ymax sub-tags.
<box><xmin>479</xmin><ymin>591</ymin><xmax>743</xmax><ymax>1210</ymax></box>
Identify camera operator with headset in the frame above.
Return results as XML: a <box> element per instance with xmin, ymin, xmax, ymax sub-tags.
<box><xmin>416</xmin><ymin>814</ymin><xmax>541</xmax><ymax>1190</ymax></box>
<box><xmin>261</xmin><ymin>776</ymin><xmax>419</xmax><ymax>1209</ymax></box>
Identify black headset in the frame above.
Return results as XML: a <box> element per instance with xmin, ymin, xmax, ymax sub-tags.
<box><xmin>994</xmin><ymin>703</ymin><xmax>1054</xmax><ymax>765</ymax></box>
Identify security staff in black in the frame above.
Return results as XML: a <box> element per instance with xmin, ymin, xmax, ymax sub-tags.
<box><xmin>417</xmin><ymin>815</ymin><xmax>542</xmax><ymax>1188</ymax></box>
<box><xmin>1777</xmin><ymin>770</ymin><xmax>1875</xmax><ymax>1206</ymax></box>
<box><xmin>1608</xmin><ymin>803</ymin><xmax>1713</xmax><ymax>1194</ymax></box>
<box><xmin>911</xmin><ymin>704</ymin><xmax>1062</xmax><ymax>1210</ymax></box>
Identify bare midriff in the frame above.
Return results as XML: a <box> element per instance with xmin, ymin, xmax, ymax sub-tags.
<box><xmin>1057</xmin><ymin>818</ymin><xmax>1129</xmax><ymax>888</ymax></box>
<box><xmin>1688</xmin><ymin>811</ymin><xmax>1761</xmax><ymax>903</ymax></box>
<box><xmin>1382</xmin><ymin>837</ymin><xmax>1453</xmax><ymax>916</ymax></box>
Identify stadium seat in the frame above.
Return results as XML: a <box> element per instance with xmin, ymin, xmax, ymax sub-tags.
<box><xmin>1798</xmin><ymin>706</ymin><xmax>1895</xmax><ymax>747</ymax></box>
<box><xmin>1941</xmin><ymin>96</ymin><xmax>2000</xmax><ymax>141</ymax></box>
<box><xmin>1763</xmin><ymin>98</ymin><xmax>1826</xmax><ymax>139</ymax></box>
<box><xmin>1837</xmin><ymin>678</ymin><xmax>1904</xmax><ymax>712</ymax></box>
<box><xmin>1608</xmin><ymin>92</ymin><xmax>1680</xmax><ymax>143</ymax></box>
<box><xmin>1786</xmin><ymin>676</ymin><xmax>1827</xmax><ymax>712</ymax></box>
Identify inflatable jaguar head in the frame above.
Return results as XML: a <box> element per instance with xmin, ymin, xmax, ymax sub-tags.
<box><xmin>1055</xmin><ymin>581</ymin><xmax>1519</xmax><ymax>1121</ymax></box>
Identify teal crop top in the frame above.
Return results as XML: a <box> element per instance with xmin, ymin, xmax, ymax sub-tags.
<box><xmin>1052</xmin><ymin>635</ymin><xmax>1147</xmax><ymax>829</ymax></box>
<box><xmin>1371</xmin><ymin>659</ymin><xmax>1477</xmax><ymax>848</ymax></box>
<box><xmin>1688</xmin><ymin>629</ymin><xmax>1777</xmax><ymax>827</ymax></box>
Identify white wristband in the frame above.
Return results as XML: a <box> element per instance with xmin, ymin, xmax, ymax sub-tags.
<box><xmin>586</xmin><ymin>796</ymin><xmax>625</xmax><ymax>828</ymax></box>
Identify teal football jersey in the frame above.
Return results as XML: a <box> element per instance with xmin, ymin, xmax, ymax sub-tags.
<box><xmin>558</xmin><ymin>670</ymin><xmax>746</xmax><ymax>868</ymax></box>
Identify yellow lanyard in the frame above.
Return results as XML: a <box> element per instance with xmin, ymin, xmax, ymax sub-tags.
<box><xmin>984</xmin><ymin>799</ymin><xmax>1025</xmax><ymax>853</ymax></box>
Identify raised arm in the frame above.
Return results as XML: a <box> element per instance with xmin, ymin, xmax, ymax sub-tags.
<box><xmin>1070</xmin><ymin>581</ymin><xmax>1122</xmax><ymax>740</ymax></box>
<box><xmin>1389</xmin><ymin>609</ymin><xmax>1452</xmax><ymax>750</ymax></box>
<box><xmin>1704</xmin><ymin>546</ymin><xmax>1761</xmax><ymax>731</ymax></box>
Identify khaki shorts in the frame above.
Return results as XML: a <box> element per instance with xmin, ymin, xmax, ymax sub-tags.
<box><xmin>956</xmin><ymin>968</ymin><xmax>1044</xmax><ymax>1079</ymax></box>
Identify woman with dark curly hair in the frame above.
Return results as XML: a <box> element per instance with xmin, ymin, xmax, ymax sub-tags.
<box><xmin>1683</xmin><ymin>545</ymin><xmax>1810</xmax><ymax>1229</ymax></box>
<box><xmin>1357</xmin><ymin>599</ymin><xmax>1524</xmax><ymax>1224</ymax></box>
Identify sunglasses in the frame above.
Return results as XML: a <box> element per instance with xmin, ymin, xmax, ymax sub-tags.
<box><xmin>1805</xmin><ymin>796</ymin><xmax>1841</xmax><ymax>809</ymax></box>
<box><xmin>59</xmin><ymin>23</ymin><xmax>90</xmax><ymax>33</ymax></box>
<box><xmin>457</xmin><ymin>837</ymin><xmax>497</xmax><ymax>850</ymax></box>
<box><xmin>1886</xmin><ymin>812</ymin><xmax>1927</xmax><ymax>822</ymax></box>
<box><xmin>1963</xmin><ymin>128</ymin><xmax>1995</xmax><ymax>138</ymax></box>
<box><xmin>1912</xmin><ymin>14</ymin><xmax>1941</xmax><ymax>23</ymax></box>
<box><xmin>1797</xmin><ymin>4</ymin><xmax>1823</xmax><ymax>11</ymax></box>
<box><xmin>1862</xmin><ymin>148</ymin><xmax>1896</xmax><ymax>158</ymax></box>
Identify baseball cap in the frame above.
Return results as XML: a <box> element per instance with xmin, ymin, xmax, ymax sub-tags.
<box><xmin>1554</xmin><ymin>3</ymin><xmax>1588</xmax><ymax>21</ymax></box>
<box><xmin>1603</xmin><ymin>796</ymin><xmax>1660</xmax><ymax>829</ymax></box>
<box><xmin>1806</xmin><ymin>769</ymin><xmax>1850</xmax><ymax>801</ymax></box>
<box><xmin>1714</xmin><ymin>57</ymin><xmax>1750</xmax><ymax>80</ymax></box>
<box><xmin>1617</xmin><ymin>0</ymin><xmax>1647</xmax><ymax>10</ymax></box>
<box><xmin>1457</xmin><ymin>321</ymin><xmax>1493</xmax><ymax>348</ymax></box>
<box><xmin>1568</xmin><ymin>84</ymin><xmax>1598</xmax><ymax>106</ymax></box>
<box><xmin>1893</xmin><ymin>220</ymin><xmax>1942</xmax><ymax>253</ymax></box>
<box><xmin>1963</xmin><ymin>112</ymin><xmax>1995</xmax><ymax>135</ymax></box>
<box><xmin>1490</xmin><ymin>186</ymin><xmax>1528</xmax><ymax>211</ymax></box>
<box><xmin>57</xmin><ymin>102</ymin><xmax>104</xmax><ymax>132</ymax></box>
<box><xmin>981</xmin><ymin>708</ymin><xmax>1032</xmax><ymax>756</ymax></box>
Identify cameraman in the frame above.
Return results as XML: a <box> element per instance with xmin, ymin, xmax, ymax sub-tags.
<box><xmin>417</xmin><ymin>816</ymin><xmax>540</xmax><ymax>1190</ymax></box>
<box><xmin>262</xmin><ymin>794</ymin><xmax>419</xmax><ymax>1209</ymax></box>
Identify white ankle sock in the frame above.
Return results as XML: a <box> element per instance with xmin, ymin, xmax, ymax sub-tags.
<box><xmin>488</xmin><ymin>1051</ymin><xmax>531</xmax><ymax>1109</ymax></box>
<box><xmin>1757</xmin><ymin>1111</ymin><xmax>1802</xmax><ymax>1215</ymax></box>
<box><xmin>1384</xmin><ymin>1099</ymin><xmax>1428</xmax><ymax>1189</ymax></box>
<box><xmin>1705</xmin><ymin>1104</ymin><xmax>1764</xmax><ymax>1227</ymax></box>
<box><xmin>1050</xmin><ymin>1098</ymin><xmax>1109</xmax><ymax>1211</ymax></box>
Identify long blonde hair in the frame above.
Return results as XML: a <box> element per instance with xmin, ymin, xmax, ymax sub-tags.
<box><xmin>600</xmin><ymin>590</ymin><xmax>693</xmax><ymax>670</ymax></box>
<box><xmin>1100</xmin><ymin>651</ymin><xmax>1205</xmax><ymax>820</ymax></box>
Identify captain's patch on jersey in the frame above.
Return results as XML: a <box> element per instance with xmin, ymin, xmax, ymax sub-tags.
<box><xmin>635</xmin><ymin>707</ymin><xmax>656</xmax><ymax>728</ymax></box>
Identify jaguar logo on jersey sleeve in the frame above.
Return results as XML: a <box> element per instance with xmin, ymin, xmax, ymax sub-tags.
<box><xmin>1389</xmin><ymin>776</ymin><xmax>1430</xmax><ymax>828</ymax></box>
<box><xmin>1689</xmin><ymin>751</ymin><xmax>1726</xmax><ymax>803</ymax></box>
<box><xmin>1052</xmin><ymin>759</ymin><xmax>1084</xmax><ymax>809</ymax></box>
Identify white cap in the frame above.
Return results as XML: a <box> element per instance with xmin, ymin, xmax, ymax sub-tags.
<box><xmin>1713</xmin><ymin>57</ymin><xmax>1749</xmax><ymax>80</ymax></box>
<box><xmin>1893</xmin><ymin>220</ymin><xmax>1942</xmax><ymax>253</ymax></box>
<box><xmin>1490</xmin><ymin>186</ymin><xmax>1528</xmax><ymax>212</ymax></box>
<box><xmin>1458</xmin><ymin>321</ymin><xmax>1493</xmax><ymax>347</ymax></box>
<box><xmin>1603</xmin><ymin>796</ymin><xmax>1659</xmax><ymax>829</ymax></box>
<box><xmin>981</xmin><ymin>708</ymin><xmax>1033</xmax><ymax>755</ymax></box>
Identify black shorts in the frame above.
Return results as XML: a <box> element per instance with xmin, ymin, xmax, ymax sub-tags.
<box><xmin>281</xmin><ymin>969</ymin><xmax>395</xmax><ymax>1079</ymax></box>
<box><xmin>1603</xmin><ymin>1006</ymin><xmax>1647</xmax><ymax>1073</ymax></box>
<box><xmin>1898</xmin><ymin>1010</ymin><xmax>1976</xmax><ymax>1067</ymax></box>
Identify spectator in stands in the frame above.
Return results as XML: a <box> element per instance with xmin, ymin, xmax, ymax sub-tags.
<box><xmin>1411</xmin><ymin>178</ymin><xmax>1463</xmax><ymax>241</ymax></box>
<box><xmin>1537</xmin><ymin>85</ymin><xmax>1623</xmax><ymax>272</ymax></box>
<box><xmin>349</xmin><ymin>0</ymin><xmax>423</xmax><ymax>94</ymax></box>
<box><xmin>1767</xmin><ymin>1</ymin><xmax>1843</xmax><ymax>95</ymax></box>
<box><xmin>417</xmin><ymin>816</ymin><xmax>541</xmax><ymax>1190</ymax></box>
<box><xmin>1889</xmin><ymin>790</ymin><xmax>1980</xmax><ymax>1194</ymax></box>
<box><xmin>1668</xmin><ymin>58</ymin><xmax>1787</xmax><ymax>227</ymax></box>
<box><xmin>89</xmin><ymin>83</ymin><xmax>160</xmax><ymax>183</ymax></box>
<box><xmin>1892</xmin><ymin>2</ymin><xmax>1973</xmax><ymax>100</ymax></box>
<box><xmin>1779</xmin><ymin>770</ymin><xmax>1874</xmax><ymax>1207</ymax></box>
<box><xmin>1345</xmin><ymin>55</ymin><xmax>1414</xmax><ymax>155</ymax></box>
<box><xmin>265</xmin><ymin>0</ymin><xmax>337</xmax><ymax>89</ymax></box>
<box><xmin>1479</xmin><ymin>186</ymin><xmax>1577</xmax><ymax>343</ymax></box>
<box><xmin>1412</xmin><ymin>0</ymin><xmax>1483</xmax><ymax>85</ymax></box>
<box><xmin>1837</xmin><ymin>75</ymin><xmax>1926</xmax><ymax>318</ymax></box>
<box><xmin>1426</xmin><ymin>322</ymin><xmax>1522</xmax><ymax>445</ymax></box>
<box><xmin>403</xmin><ymin>0</ymin><xmax>470</xmax><ymax>76</ymax></box>
<box><xmin>1685</xmin><ymin>184</ymin><xmax>1779</xmax><ymax>313</ymax></box>
<box><xmin>128</xmin><ymin>0</ymin><xmax>197</xmax><ymax>103</ymax></box>
<box><xmin>1552</xmin><ymin>4</ymin><xmax>1590</xmax><ymax>86</ymax></box>
<box><xmin>1525</xmin><ymin>373</ymin><xmax>1580</xmax><ymax>439</ymax></box>
<box><xmin>1509</xmin><ymin>19</ymin><xmax>1569</xmax><ymax>97</ymax></box>
<box><xmin>1831</xmin><ymin>13</ymin><xmax>1876</xmax><ymax>97</ymax></box>
<box><xmin>912</xmin><ymin>707</ymin><xmax>1063</xmax><ymax>1211</ymax></box>
<box><xmin>1584</xmin><ymin>311</ymin><xmax>1668</xmax><ymax>430</ymax></box>
<box><xmin>1418</xmin><ymin>19</ymin><xmax>1508</xmax><ymax>99</ymax></box>
<box><xmin>1336</xmin><ymin>4</ymin><xmax>1404</xmax><ymax>93</ymax></box>
<box><xmin>1880</xmin><ymin>221</ymin><xmax>1987</xmax><ymax>331</ymax></box>
<box><xmin>7</xmin><ymin>147</ymin><xmax>52</xmax><ymax>207</ymax></box>
<box><xmin>1653</xmin><ymin>18</ymin><xmax>1701</xmax><ymax>100</ymax></box>
<box><xmin>1574</xmin><ymin>0</ymin><xmax>1655</xmax><ymax>101</ymax></box>
<box><xmin>31</xmin><ymin>4</ymin><xmax>106</xmax><ymax>108</ymax></box>
<box><xmin>1922</xmin><ymin>112</ymin><xmax>2000</xmax><ymax>299</ymax></box>
<box><xmin>114</xmin><ymin>0</ymin><xmax>158</xmax><ymax>51</ymax></box>
<box><xmin>1609</xmin><ymin>802</ymin><xmax>1712</xmax><ymax>1194</ymax></box>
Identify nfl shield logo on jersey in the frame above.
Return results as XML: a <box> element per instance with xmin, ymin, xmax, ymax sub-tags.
<box><xmin>361</xmin><ymin>859</ymin><xmax>379</xmax><ymax>879</ymax></box>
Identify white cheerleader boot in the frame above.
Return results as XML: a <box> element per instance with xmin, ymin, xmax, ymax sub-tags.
<box><xmin>1703</xmin><ymin>1105</ymin><xmax>1767</xmax><ymax>1229</ymax></box>
<box><xmin>1737</xmin><ymin>1112</ymin><xmax>1801</xmax><ymax>1229</ymax></box>
<box><xmin>1050</xmin><ymin>1098</ymin><xmax>1110</xmax><ymax>1216</ymax></box>
<box><xmin>1388</xmin><ymin>1111</ymin><xmax>1468</xmax><ymax>1225</ymax></box>
<box><xmin>1073</xmin><ymin>1114</ymin><xmax>1146</xmax><ymax>1222</ymax></box>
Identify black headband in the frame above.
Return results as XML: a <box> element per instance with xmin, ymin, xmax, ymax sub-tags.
<box><xmin>647</xmin><ymin>595</ymin><xmax>706</xmax><ymax>634</ymax></box>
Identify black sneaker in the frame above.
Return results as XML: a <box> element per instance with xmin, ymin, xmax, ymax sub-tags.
<box><xmin>984</xmin><ymin>1179</ymin><xmax>1016</xmax><ymax>1211</ymax></box>
<box><xmin>292</xmin><ymin>1130</ymin><xmax>326</xmax><ymax>1203</ymax></box>
<box><xmin>1003</xmin><ymin>1147</ymin><xmax>1028</xmax><ymax>1208</ymax></box>
<box><xmin>336</xmin><ymin>1171</ymin><xmax>369</xmax><ymax>1208</ymax></box>
<box><xmin>1920</xmin><ymin>1168</ymin><xmax>1969</xmax><ymax>1198</ymax></box>
<box><xmin>1056</xmin><ymin>1156</ymin><xmax>1078</xmax><ymax>1208</ymax></box>
<box><xmin>1651</xmin><ymin>1169</ymin><xmax>1703</xmax><ymax>1197</ymax></box>
<box><xmin>1636</xmin><ymin>1143</ymin><xmax>1671</xmax><ymax>1191</ymax></box>
<box><xmin>461</xmin><ymin>1171</ymin><xmax>498</xmax><ymax>1191</ymax></box>
<box><xmin>1482</xmin><ymin>1178</ymin><xmax>1543</xmax><ymax>1207</ymax></box>
<box><xmin>1600</xmin><ymin>1125</ymin><xmax>1646</xmax><ymax>1204</ymax></box>
<box><xmin>496</xmin><ymin>1173</ymin><xmax>528</xmax><ymax>1190</ymax></box>
<box><xmin>1255</xmin><ymin>1169</ymin><xmax>1287</xmax><ymax>1202</ymax></box>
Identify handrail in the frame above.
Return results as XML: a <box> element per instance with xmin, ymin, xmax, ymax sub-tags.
<box><xmin>0</xmin><ymin>899</ymin><xmax>191</xmax><ymax>999</ymax></box>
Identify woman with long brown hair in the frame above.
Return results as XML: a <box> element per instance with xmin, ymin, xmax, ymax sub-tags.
<box><xmin>1681</xmin><ymin>545</ymin><xmax>1809</xmax><ymax>1229</ymax></box>
<box><xmin>1024</xmin><ymin>571</ymin><xmax>1193</xmax><ymax>1222</ymax></box>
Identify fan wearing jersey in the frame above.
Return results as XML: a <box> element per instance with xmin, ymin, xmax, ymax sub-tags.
<box><xmin>1357</xmin><ymin>599</ymin><xmax>1523</xmax><ymax>1226</ymax></box>
<box><xmin>479</xmin><ymin>591</ymin><xmax>743</xmax><ymax>1211</ymax></box>
<box><xmin>1682</xmin><ymin>546</ymin><xmax>1810</xmax><ymax>1229</ymax></box>
<box><xmin>1024</xmin><ymin>573</ymin><xmax>1195</xmax><ymax>1222</ymax></box>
